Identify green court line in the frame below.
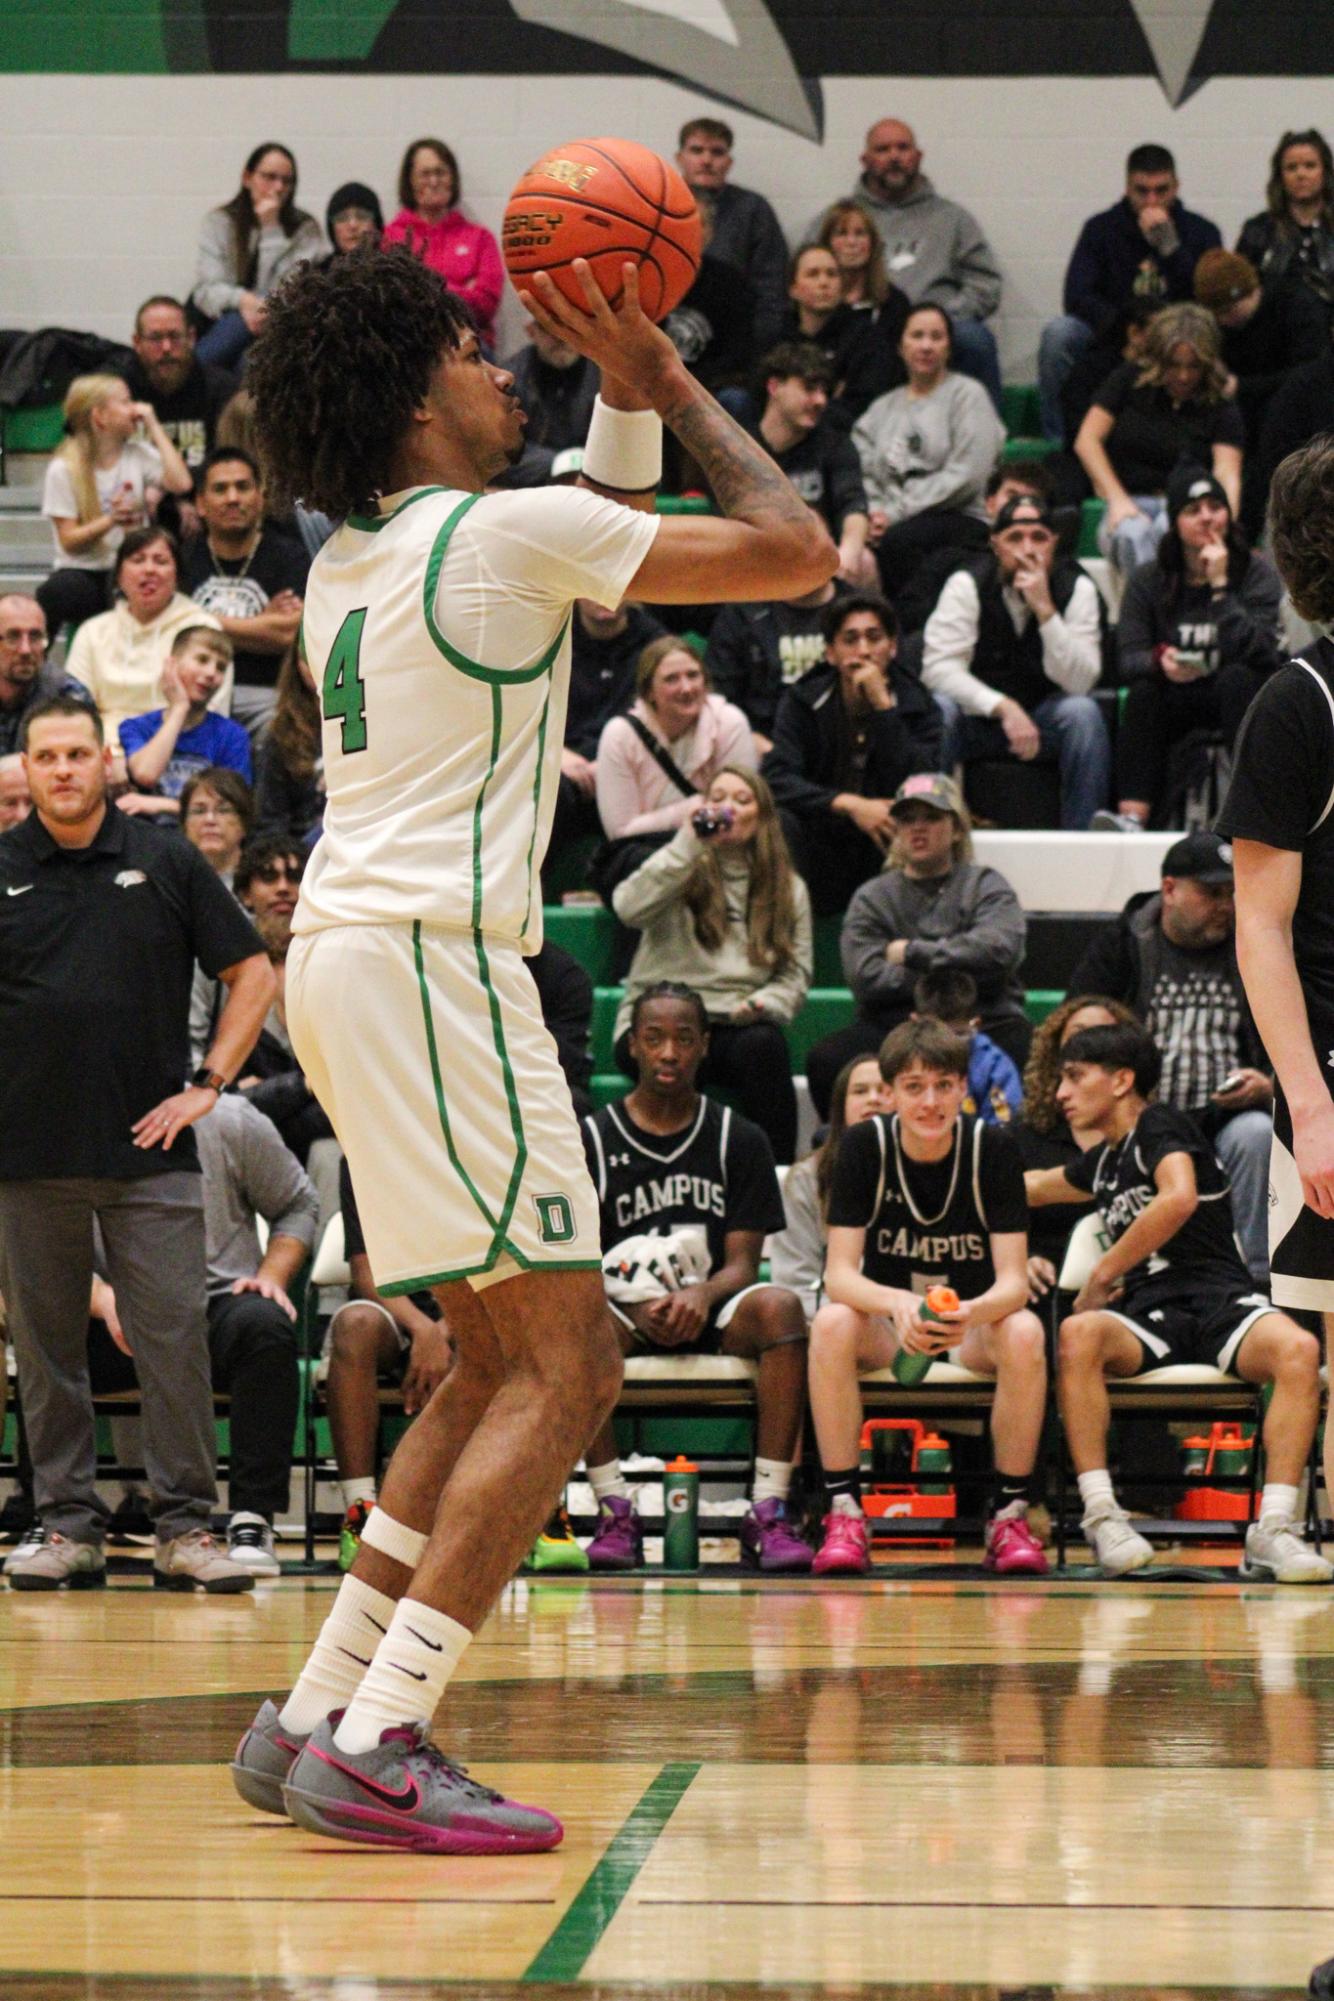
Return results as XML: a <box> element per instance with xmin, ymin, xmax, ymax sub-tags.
<box><xmin>522</xmin><ymin>1760</ymin><xmax>699</xmax><ymax>1983</ymax></box>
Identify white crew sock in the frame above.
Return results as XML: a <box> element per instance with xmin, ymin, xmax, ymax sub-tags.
<box><xmin>751</xmin><ymin>1458</ymin><xmax>792</xmax><ymax>1506</ymax></box>
<box><xmin>340</xmin><ymin>1476</ymin><xmax>376</xmax><ymax>1511</ymax></box>
<box><xmin>1077</xmin><ymin>1470</ymin><xmax>1116</xmax><ymax>1514</ymax></box>
<box><xmin>333</xmin><ymin>1597</ymin><xmax>473</xmax><ymax>1755</ymax></box>
<box><xmin>831</xmin><ymin>1492</ymin><xmax>865</xmax><ymax>1519</ymax></box>
<box><xmin>278</xmin><ymin>1574</ymin><xmax>397</xmax><ymax>1733</ymax></box>
<box><xmin>587</xmin><ymin>1460</ymin><xmax>630</xmax><ymax>1504</ymax></box>
<box><xmin>1260</xmin><ymin>1482</ymin><xmax>1299</xmax><ymax>1524</ymax></box>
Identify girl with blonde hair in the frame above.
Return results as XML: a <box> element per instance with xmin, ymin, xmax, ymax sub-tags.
<box><xmin>612</xmin><ymin>764</ymin><xmax>812</xmax><ymax>1160</ymax></box>
<box><xmin>38</xmin><ymin>373</ymin><xmax>192</xmax><ymax>635</ymax></box>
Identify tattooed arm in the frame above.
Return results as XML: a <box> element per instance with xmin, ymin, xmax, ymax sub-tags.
<box><xmin>521</xmin><ymin>262</ymin><xmax>838</xmax><ymax>603</ymax></box>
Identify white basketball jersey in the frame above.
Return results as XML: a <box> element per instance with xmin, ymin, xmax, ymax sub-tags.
<box><xmin>294</xmin><ymin>482</ymin><xmax>657</xmax><ymax>951</ymax></box>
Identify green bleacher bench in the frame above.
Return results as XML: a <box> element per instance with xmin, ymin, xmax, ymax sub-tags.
<box><xmin>1024</xmin><ymin>989</ymin><xmax>1062</xmax><ymax>1026</ymax></box>
<box><xmin>1000</xmin><ymin>385</ymin><xmax>1042</xmax><ymax>436</ymax></box>
<box><xmin>545</xmin><ymin>904</ymin><xmax>621</xmax><ymax>985</ymax></box>
<box><xmin>1</xmin><ymin>402</ymin><xmax>64</xmax><ymax>456</ymax></box>
<box><xmin>1078</xmin><ymin>497</ymin><xmax>1106</xmax><ymax>559</ymax></box>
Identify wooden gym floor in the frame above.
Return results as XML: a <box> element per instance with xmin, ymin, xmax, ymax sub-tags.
<box><xmin>3</xmin><ymin>1549</ymin><xmax>1334</xmax><ymax>1999</ymax></box>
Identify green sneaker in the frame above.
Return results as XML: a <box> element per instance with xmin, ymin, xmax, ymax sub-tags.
<box><xmin>338</xmin><ymin>1499</ymin><xmax>373</xmax><ymax>1573</ymax></box>
<box><xmin>527</xmin><ymin>1504</ymin><xmax>589</xmax><ymax>1573</ymax></box>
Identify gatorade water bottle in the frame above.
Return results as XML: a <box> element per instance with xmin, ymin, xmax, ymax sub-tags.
<box><xmin>893</xmin><ymin>1285</ymin><xmax>959</xmax><ymax>1385</ymax></box>
<box><xmin>662</xmin><ymin>1455</ymin><xmax>700</xmax><ymax>1571</ymax></box>
<box><xmin>917</xmin><ymin>1433</ymin><xmax>953</xmax><ymax>1497</ymax></box>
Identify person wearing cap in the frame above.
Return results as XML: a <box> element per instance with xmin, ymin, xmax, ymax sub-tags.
<box><xmin>761</xmin><ymin>592</ymin><xmax>943</xmax><ymax>916</ymax></box>
<box><xmin>1094</xmin><ymin>467</ymin><xmax>1282</xmax><ymax>835</ymax></box>
<box><xmin>1074</xmin><ymin>301</ymin><xmax>1245</xmax><ymax>577</ymax></box>
<box><xmin>320</xmin><ymin>182</ymin><xmax>383</xmax><ymax>267</ymax></box>
<box><xmin>1194</xmin><ymin>247</ymin><xmax>1325</xmax><ymax>450</ymax></box>
<box><xmin>1066</xmin><ymin>830</ymin><xmax>1273</xmax><ymax>1282</ymax></box>
<box><xmin>920</xmin><ymin>493</ymin><xmax>1110</xmax><ymax>830</ymax></box>
<box><xmin>499</xmin><ymin>319</ymin><xmax>598</xmax><ymax>490</ymax></box>
<box><xmin>803</xmin><ymin>770</ymin><xmax>1029</xmax><ymax>1118</ymax></box>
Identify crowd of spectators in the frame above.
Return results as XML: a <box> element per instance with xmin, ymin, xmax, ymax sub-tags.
<box><xmin>4</xmin><ymin>111</ymin><xmax>1333</xmax><ymax>1581</ymax></box>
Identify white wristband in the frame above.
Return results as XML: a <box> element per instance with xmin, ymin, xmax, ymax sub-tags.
<box><xmin>582</xmin><ymin>396</ymin><xmax>662</xmax><ymax>493</ymax></box>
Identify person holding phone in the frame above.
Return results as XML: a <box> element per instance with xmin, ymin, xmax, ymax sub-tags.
<box><xmin>1092</xmin><ymin>466</ymin><xmax>1283</xmax><ymax>832</ymax></box>
<box><xmin>610</xmin><ymin>765</ymin><xmax>812</xmax><ymax>1162</ymax></box>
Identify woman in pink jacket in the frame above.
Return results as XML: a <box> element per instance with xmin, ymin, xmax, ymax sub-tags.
<box><xmin>382</xmin><ymin>137</ymin><xmax>505</xmax><ymax>350</ymax></box>
<box><xmin>596</xmin><ymin>635</ymin><xmax>755</xmax><ymax>840</ymax></box>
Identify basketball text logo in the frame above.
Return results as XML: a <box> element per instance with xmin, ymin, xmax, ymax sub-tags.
<box><xmin>539</xmin><ymin>157</ymin><xmax>599</xmax><ymax>193</ymax></box>
<box><xmin>534</xmin><ymin>1193</ymin><xmax>576</xmax><ymax>1245</ymax></box>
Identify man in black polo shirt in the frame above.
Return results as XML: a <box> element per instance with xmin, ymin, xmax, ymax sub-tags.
<box><xmin>180</xmin><ymin>447</ymin><xmax>309</xmax><ymax>740</ymax></box>
<box><xmin>0</xmin><ymin>695</ymin><xmax>273</xmax><ymax>1592</ymax></box>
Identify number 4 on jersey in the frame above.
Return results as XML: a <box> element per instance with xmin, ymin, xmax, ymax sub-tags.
<box><xmin>322</xmin><ymin>608</ymin><xmax>369</xmax><ymax>753</ymax></box>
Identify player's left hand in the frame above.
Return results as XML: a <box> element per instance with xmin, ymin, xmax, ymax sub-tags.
<box><xmin>1027</xmin><ymin>1255</ymin><xmax>1057</xmax><ymax>1301</ymax></box>
<box><xmin>401</xmin><ymin>1323</ymin><xmax>453</xmax><ymax>1414</ymax></box>
<box><xmin>1210</xmin><ymin>1066</ymin><xmax>1272</xmax><ymax>1111</ymax></box>
<box><xmin>645</xmin><ymin>1286</ymin><xmax>709</xmax><ymax>1347</ymax></box>
<box><xmin>131</xmin><ymin>1085</ymin><xmax>220</xmax><ymax>1150</ymax></box>
<box><xmin>231</xmin><ymin>1274</ymin><xmax>297</xmax><ymax>1321</ymax></box>
<box><xmin>1074</xmin><ymin>1266</ymin><xmax>1123</xmax><ymax>1313</ymax></box>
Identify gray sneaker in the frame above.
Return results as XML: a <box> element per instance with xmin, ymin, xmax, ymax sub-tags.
<box><xmin>1241</xmin><ymin>1515</ymin><xmax>1334</xmax><ymax>1585</ymax></box>
<box><xmin>231</xmin><ymin>1698</ymin><xmax>316</xmax><ymax>1814</ymax></box>
<box><xmin>1082</xmin><ymin>1503</ymin><xmax>1154</xmax><ymax>1577</ymax></box>
<box><xmin>4</xmin><ymin>1525</ymin><xmax>105</xmax><ymax>1591</ymax></box>
<box><xmin>1089</xmin><ymin>809</ymin><xmax>1147</xmax><ymax>834</ymax></box>
<box><xmin>282</xmin><ymin>1717</ymin><xmax>564</xmax><ymax>1853</ymax></box>
<box><xmin>154</xmin><ymin>1527</ymin><xmax>254</xmax><ymax>1594</ymax></box>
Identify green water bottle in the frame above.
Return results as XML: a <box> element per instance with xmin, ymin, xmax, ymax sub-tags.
<box><xmin>893</xmin><ymin>1284</ymin><xmax>958</xmax><ymax>1386</ymax></box>
<box><xmin>1216</xmin><ymin>1431</ymin><xmax>1250</xmax><ymax>1487</ymax></box>
<box><xmin>917</xmin><ymin>1434</ymin><xmax>953</xmax><ymax>1497</ymax></box>
<box><xmin>662</xmin><ymin>1455</ymin><xmax>700</xmax><ymax>1571</ymax></box>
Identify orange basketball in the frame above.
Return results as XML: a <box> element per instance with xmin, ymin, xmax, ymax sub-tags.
<box><xmin>502</xmin><ymin>137</ymin><xmax>703</xmax><ymax>323</ymax></box>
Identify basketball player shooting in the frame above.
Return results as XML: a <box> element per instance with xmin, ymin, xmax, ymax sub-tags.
<box><xmin>228</xmin><ymin>242</ymin><xmax>836</xmax><ymax>1851</ymax></box>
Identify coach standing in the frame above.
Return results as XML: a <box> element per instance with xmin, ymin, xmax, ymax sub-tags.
<box><xmin>0</xmin><ymin>694</ymin><xmax>273</xmax><ymax>1592</ymax></box>
<box><xmin>1217</xmin><ymin>436</ymin><xmax>1334</xmax><ymax>1531</ymax></box>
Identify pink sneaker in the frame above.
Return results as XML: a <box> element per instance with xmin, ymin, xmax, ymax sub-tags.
<box><xmin>985</xmin><ymin>1509</ymin><xmax>1050</xmax><ymax>1576</ymax></box>
<box><xmin>812</xmin><ymin>1511</ymin><xmax>871</xmax><ymax>1576</ymax></box>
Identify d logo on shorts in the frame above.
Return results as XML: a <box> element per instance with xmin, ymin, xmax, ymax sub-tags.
<box><xmin>533</xmin><ymin>1193</ymin><xmax>576</xmax><ymax>1245</ymax></box>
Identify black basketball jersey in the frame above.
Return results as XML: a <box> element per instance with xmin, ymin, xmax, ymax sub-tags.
<box><xmin>1063</xmin><ymin>1102</ymin><xmax>1252</xmax><ymax>1308</ymax></box>
<box><xmin>827</xmin><ymin>1112</ymin><xmax>1028</xmax><ymax>1297</ymax></box>
<box><xmin>582</xmin><ymin>1094</ymin><xmax>785</xmax><ymax>1274</ymax></box>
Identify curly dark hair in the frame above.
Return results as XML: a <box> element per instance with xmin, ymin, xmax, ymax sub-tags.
<box><xmin>246</xmin><ymin>249</ymin><xmax>474</xmax><ymax>516</ymax></box>
<box><xmin>1269</xmin><ymin>434</ymin><xmax>1334</xmax><ymax>625</ymax></box>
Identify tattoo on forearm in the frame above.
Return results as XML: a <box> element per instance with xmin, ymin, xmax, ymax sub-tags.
<box><xmin>660</xmin><ymin>381</ymin><xmax>811</xmax><ymax>525</ymax></box>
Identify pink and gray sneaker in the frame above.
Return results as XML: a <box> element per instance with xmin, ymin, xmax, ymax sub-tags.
<box><xmin>231</xmin><ymin>1698</ymin><xmax>346</xmax><ymax>1815</ymax></box>
<box><xmin>984</xmin><ymin>1506</ymin><xmax>1050</xmax><ymax>1576</ymax></box>
<box><xmin>282</xmin><ymin>1717</ymin><xmax>563</xmax><ymax>1853</ymax></box>
<box><xmin>586</xmin><ymin>1494</ymin><xmax>643</xmax><ymax>1571</ymax></box>
<box><xmin>739</xmin><ymin>1497</ymin><xmax>813</xmax><ymax>1573</ymax></box>
<box><xmin>812</xmin><ymin>1511</ymin><xmax>872</xmax><ymax>1576</ymax></box>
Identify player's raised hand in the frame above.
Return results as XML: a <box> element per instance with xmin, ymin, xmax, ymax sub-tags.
<box><xmin>519</xmin><ymin>261</ymin><xmax>679</xmax><ymax>404</ymax></box>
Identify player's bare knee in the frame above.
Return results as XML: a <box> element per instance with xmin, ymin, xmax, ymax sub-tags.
<box><xmin>746</xmin><ymin>1287</ymin><xmax>809</xmax><ymax>1351</ymax></box>
<box><xmin>1275</xmin><ymin>1324</ymin><xmax>1322</xmax><ymax>1385</ymax></box>
<box><xmin>1058</xmin><ymin>1313</ymin><xmax>1105</xmax><ymax>1369</ymax></box>
<box><xmin>999</xmin><ymin>1311</ymin><xmax>1047</xmax><ymax>1374</ymax></box>
<box><xmin>329</xmin><ymin>1305</ymin><xmax>389</xmax><ymax>1369</ymax></box>
<box><xmin>810</xmin><ymin>1303</ymin><xmax>860</xmax><ymax>1362</ymax></box>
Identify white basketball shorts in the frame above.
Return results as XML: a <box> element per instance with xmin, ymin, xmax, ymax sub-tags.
<box><xmin>287</xmin><ymin>920</ymin><xmax>602</xmax><ymax>1294</ymax></box>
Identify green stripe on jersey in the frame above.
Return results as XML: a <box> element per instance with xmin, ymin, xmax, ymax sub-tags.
<box><xmin>422</xmin><ymin>491</ymin><xmax>570</xmax><ymax>684</ymax></box>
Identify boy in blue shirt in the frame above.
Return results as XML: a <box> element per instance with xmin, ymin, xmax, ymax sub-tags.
<box><xmin>912</xmin><ymin>968</ymin><xmax>1023</xmax><ymax>1126</ymax></box>
<box><xmin>122</xmin><ymin>625</ymin><xmax>251</xmax><ymax>816</ymax></box>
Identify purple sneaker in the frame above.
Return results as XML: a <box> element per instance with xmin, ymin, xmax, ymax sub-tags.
<box><xmin>740</xmin><ymin>1497</ymin><xmax>813</xmax><ymax>1573</ymax></box>
<box><xmin>586</xmin><ymin>1494</ymin><xmax>642</xmax><ymax>1571</ymax></box>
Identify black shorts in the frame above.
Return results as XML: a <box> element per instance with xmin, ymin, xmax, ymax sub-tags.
<box><xmin>612</xmin><ymin>1282</ymin><xmax>771</xmax><ymax>1354</ymax></box>
<box><xmin>1269</xmin><ymin>1073</ymin><xmax>1334</xmax><ymax>1313</ymax></box>
<box><xmin>1106</xmin><ymin>1287</ymin><xmax>1272</xmax><ymax>1375</ymax></box>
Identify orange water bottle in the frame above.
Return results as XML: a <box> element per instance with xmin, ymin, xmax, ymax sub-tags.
<box><xmin>893</xmin><ymin>1285</ymin><xmax>959</xmax><ymax>1386</ymax></box>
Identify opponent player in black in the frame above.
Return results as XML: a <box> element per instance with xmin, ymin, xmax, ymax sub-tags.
<box><xmin>810</xmin><ymin>1016</ymin><xmax>1049</xmax><ymax>1577</ymax></box>
<box><xmin>580</xmin><ymin>981</ymin><xmax>812</xmax><ymax>1572</ymax></box>
<box><xmin>1216</xmin><ymin>436</ymin><xmax>1334</xmax><ymax>1530</ymax></box>
<box><xmin>1027</xmin><ymin>1022</ymin><xmax>1328</xmax><ymax>1582</ymax></box>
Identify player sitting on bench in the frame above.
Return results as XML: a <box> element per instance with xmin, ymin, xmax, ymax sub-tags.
<box><xmin>1026</xmin><ymin>1021</ymin><xmax>1330</xmax><ymax>1584</ymax></box>
<box><xmin>809</xmin><ymin>1016</ymin><xmax>1049</xmax><ymax>1577</ymax></box>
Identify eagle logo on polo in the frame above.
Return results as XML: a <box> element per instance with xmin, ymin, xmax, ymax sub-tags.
<box><xmin>114</xmin><ymin>870</ymin><xmax>148</xmax><ymax>888</ymax></box>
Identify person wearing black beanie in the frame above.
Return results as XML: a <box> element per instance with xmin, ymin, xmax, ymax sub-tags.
<box><xmin>321</xmin><ymin>183</ymin><xmax>384</xmax><ymax>267</ymax></box>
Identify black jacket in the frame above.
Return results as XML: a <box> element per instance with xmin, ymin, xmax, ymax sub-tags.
<box><xmin>1245</xmin><ymin>347</ymin><xmax>1334</xmax><ymax>542</ymax></box>
<box><xmin>1219</xmin><ymin>278</ymin><xmax>1327</xmax><ymax>445</ymax></box>
<box><xmin>762</xmin><ymin>659</ymin><xmax>942</xmax><ymax>817</ymax></box>
<box><xmin>1237</xmin><ymin>210</ymin><xmax>1334</xmax><ymax>315</ymax></box>
<box><xmin>527</xmin><ymin>942</ymin><xmax>594</xmax><ymax>1119</ymax></box>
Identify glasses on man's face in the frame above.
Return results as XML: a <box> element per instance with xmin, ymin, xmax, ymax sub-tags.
<box><xmin>186</xmin><ymin>802</ymin><xmax>242</xmax><ymax>823</ymax></box>
<box><xmin>255</xmin><ymin>862</ymin><xmax>303</xmax><ymax>883</ymax></box>
<box><xmin>139</xmin><ymin>330</ymin><xmax>187</xmax><ymax>348</ymax></box>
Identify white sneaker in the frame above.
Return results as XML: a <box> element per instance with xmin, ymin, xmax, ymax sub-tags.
<box><xmin>1088</xmin><ymin>809</ymin><xmax>1146</xmax><ymax>834</ymax></box>
<box><xmin>227</xmin><ymin>1514</ymin><xmax>281</xmax><ymax>1578</ymax></box>
<box><xmin>1082</xmin><ymin>1503</ymin><xmax>1154</xmax><ymax>1577</ymax></box>
<box><xmin>1241</xmin><ymin>1515</ymin><xmax>1333</xmax><ymax>1585</ymax></box>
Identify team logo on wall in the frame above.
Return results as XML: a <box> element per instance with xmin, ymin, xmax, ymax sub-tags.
<box><xmin>91</xmin><ymin>1</ymin><xmax>1319</xmax><ymax>136</ymax></box>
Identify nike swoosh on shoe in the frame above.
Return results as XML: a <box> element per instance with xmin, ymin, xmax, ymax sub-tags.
<box><xmin>309</xmin><ymin>1746</ymin><xmax>423</xmax><ymax>1813</ymax></box>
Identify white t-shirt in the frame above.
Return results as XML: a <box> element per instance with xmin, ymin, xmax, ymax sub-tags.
<box><xmin>42</xmin><ymin>438</ymin><xmax>164</xmax><ymax>571</ymax></box>
<box><xmin>295</xmin><ymin>483</ymin><xmax>659</xmax><ymax>949</ymax></box>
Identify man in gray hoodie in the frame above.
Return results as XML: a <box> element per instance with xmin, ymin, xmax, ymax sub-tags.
<box><xmin>813</xmin><ymin>119</ymin><xmax>1004</xmax><ymax>411</ymax></box>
